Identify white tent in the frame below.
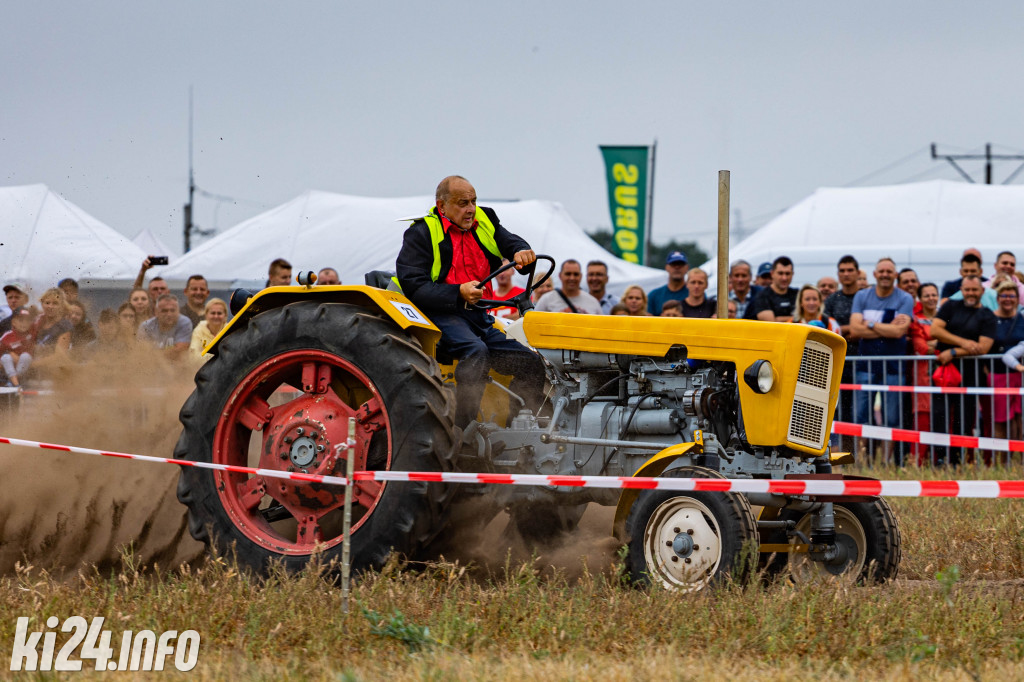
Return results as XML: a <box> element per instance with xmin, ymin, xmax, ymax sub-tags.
<box><xmin>158</xmin><ymin>191</ymin><xmax>665</xmax><ymax>293</ymax></box>
<box><xmin>703</xmin><ymin>180</ymin><xmax>1024</xmax><ymax>289</ymax></box>
<box><xmin>132</xmin><ymin>228</ymin><xmax>179</xmax><ymax>258</ymax></box>
<box><xmin>0</xmin><ymin>184</ymin><xmax>147</xmax><ymax>299</ymax></box>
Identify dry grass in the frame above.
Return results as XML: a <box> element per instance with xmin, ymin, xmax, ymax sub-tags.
<box><xmin>1</xmin><ymin>465</ymin><xmax>1023</xmax><ymax>681</ymax></box>
<box><xmin>858</xmin><ymin>463</ymin><xmax>1024</xmax><ymax>580</ymax></box>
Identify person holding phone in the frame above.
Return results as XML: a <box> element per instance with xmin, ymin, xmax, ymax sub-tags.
<box><xmin>132</xmin><ymin>255</ymin><xmax>169</xmax><ymax>294</ymax></box>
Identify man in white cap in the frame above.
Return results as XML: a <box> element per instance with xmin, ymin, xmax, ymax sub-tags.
<box><xmin>0</xmin><ymin>283</ymin><xmax>30</xmax><ymax>336</ymax></box>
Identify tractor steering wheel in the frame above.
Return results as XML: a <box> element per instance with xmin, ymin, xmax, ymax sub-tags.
<box><xmin>471</xmin><ymin>254</ymin><xmax>556</xmax><ymax>313</ymax></box>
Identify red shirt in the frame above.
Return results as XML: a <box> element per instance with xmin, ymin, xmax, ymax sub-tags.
<box><xmin>441</xmin><ymin>213</ymin><xmax>494</xmax><ymax>299</ymax></box>
<box><xmin>491</xmin><ymin>286</ymin><xmax>526</xmax><ymax>319</ymax></box>
<box><xmin>0</xmin><ymin>329</ymin><xmax>34</xmax><ymax>355</ymax></box>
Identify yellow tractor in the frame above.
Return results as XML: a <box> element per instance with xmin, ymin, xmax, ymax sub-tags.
<box><xmin>175</xmin><ymin>256</ymin><xmax>900</xmax><ymax>591</ymax></box>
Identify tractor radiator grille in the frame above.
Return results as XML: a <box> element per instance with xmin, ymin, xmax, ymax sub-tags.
<box><xmin>797</xmin><ymin>345</ymin><xmax>831</xmax><ymax>391</ymax></box>
<box><xmin>787</xmin><ymin>339</ymin><xmax>834</xmax><ymax>450</ymax></box>
<box><xmin>789</xmin><ymin>399</ymin><xmax>826</xmax><ymax>448</ymax></box>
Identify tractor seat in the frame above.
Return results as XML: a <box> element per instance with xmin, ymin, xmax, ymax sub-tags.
<box><xmin>364</xmin><ymin>270</ymin><xmax>402</xmax><ymax>292</ymax></box>
<box><xmin>363</xmin><ymin>269</ymin><xmax>454</xmax><ymax>362</ymax></box>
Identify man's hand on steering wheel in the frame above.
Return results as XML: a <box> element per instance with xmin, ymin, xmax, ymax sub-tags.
<box><xmin>460</xmin><ymin>280</ymin><xmax>484</xmax><ymax>304</ymax></box>
<box><xmin>467</xmin><ymin>255</ymin><xmax>555</xmax><ymax>312</ymax></box>
<box><xmin>513</xmin><ymin>249</ymin><xmax>536</xmax><ymax>270</ymax></box>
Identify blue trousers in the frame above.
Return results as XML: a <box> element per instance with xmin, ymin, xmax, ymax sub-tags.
<box><xmin>855</xmin><ymin>364</ymin><xmax>906</xmax><ymax>463</ymax></box>
<box><xmin>431</xmin><ymin>309</ymin><xmax>545</xmax><ymax>428</ymax></box>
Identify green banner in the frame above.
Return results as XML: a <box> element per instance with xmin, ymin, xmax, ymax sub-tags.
<box><xmin>599</xmin><ymin>145</ymin><xmax>649</xmax><ymax>265</ymax></box>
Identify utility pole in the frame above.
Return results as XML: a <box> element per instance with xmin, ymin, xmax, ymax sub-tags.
<box><xmin>931</xmin><ymin>143</ymin><xmax>1024</xmax><ymax>184</ymax></box>
<box><xmin>181</xmin><ymin>89</ymin><xmax>218</xmax><ymax>251</ymax></box>
<box><xmin>184</xmin><ymin>87</ymin><xmax>195</xmax><ymax>253</ymax></box>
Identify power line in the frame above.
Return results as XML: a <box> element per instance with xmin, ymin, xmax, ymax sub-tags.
<box><xmin>194</xmin><ymin>186</ymin><xmax>269</xmax><ymax>208</ymax></box>
<box><xmin>890</xmin><ymin>161</ymin><xmax>958</xmax><ymax>185</ymax></box>
<box><xmin>738</xmin><ymin>147</ymin><xmax>933</xmax><ymax>235</ymax></box>
<box><xmin>992</xmin><ymin>143</ymin><xmax>1024</xmax><ymax>155</ymax></box>
<box><xmin>843</xmin><ymin>146</ymin><xmax>931</xmax><ymax>187</ymax></box>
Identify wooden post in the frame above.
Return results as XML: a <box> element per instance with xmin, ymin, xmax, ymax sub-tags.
<box><xmin>341</xmin><ymin>417</ymin><xmax>355</xmax><ymax>614</ymax></box>
<box><xmin>717</xmin><ymin>171</ymin><xmax>730</xmax><ymax>319</ymax></box>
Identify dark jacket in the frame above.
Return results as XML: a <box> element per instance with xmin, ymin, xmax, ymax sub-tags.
<box><xmin>395</xmin><ymin>206</ymin><xmax>530</xmax><ymax>313</ymax></box>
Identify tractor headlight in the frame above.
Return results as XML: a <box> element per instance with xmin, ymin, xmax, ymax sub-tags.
<box><xmin>744</xmin><ymin>360</ymin><xmax>774</xmax><ymax>394</ymax></box>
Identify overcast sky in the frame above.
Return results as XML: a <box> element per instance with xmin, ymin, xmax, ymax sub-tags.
<box><xmin>5</xmin><ymin>2</ymin><xmax>1024</xmax><ymax>259</ymax></box>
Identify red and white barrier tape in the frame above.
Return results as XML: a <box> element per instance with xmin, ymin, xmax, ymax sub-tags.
<box><xmin>841</xmin><ymin>383</ymin><xmax>1024</xmax><ymax>396</ymax></box>
<box><xmin>832</xmin><ymin>420</ymin><xmax>1024</xmax><ymax>452</ymax></box>
<box><xmin>3</xmin><ymin>434</ymin><xmax>1024</xmax><ymax>498</ymax></box>
<box><xmin>0</xmin><ymin>387</ymin><xmax>168</xmax><ymax>397</ymax></box>
<box><xmin>0</xmin><ymin>435</ymin><xmax>355</xmax><ymax>487</ymax></box>
<box><xmin>349</xmin><ymin>470</ymin><xmax>1024</xmax><ymax>498</ymax></box>
<box><xmin>6</xmin><ymin>382</ymin><xmax>1014</xmax><ymax>401</ymax></box>
<box><xmin>0</xmin><ymin>388</ymin><xmax>50</xmax><ymax>396</ymax></box>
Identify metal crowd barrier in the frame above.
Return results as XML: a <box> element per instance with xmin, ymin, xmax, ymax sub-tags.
<box><xmin>838</xmin><ymin>354</ymin><xmax>1023</xmax><ymax>467</ymax></box>
<box><xmin>3</xmin><ymin>356</ymin><xmax>1019</xmax><ymax>469</ymax></box>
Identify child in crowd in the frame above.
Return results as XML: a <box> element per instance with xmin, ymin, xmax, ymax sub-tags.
<box><xmin>660</xmin><ymin>300</ymin><xmax>683</xmax><ymax>317</ymax></box>
<box><xmin>90</xmin><ymin>308</ymin><xmax>128</xmax><ymax>353</ymax></box>
<box><xmin>0</xmin><ymin>307</ymin><xmax>36</xmax><ymax>387</ymax></box>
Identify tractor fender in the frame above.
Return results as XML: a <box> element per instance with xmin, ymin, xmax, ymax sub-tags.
<box><xmin>202</xmin><ymin>285</ymin><xmax>442</xmax><ymax>357</ymax></box>
<box><xmin>612</xmin><ymin>440</ymin><xmax>701</xmax><ymax>540</ymax></box>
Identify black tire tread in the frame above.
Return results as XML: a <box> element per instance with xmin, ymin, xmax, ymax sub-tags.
<box><xmin>854</xmin><ymin>497</ymin><xmax>902</xmax><ymax>583</ymax></box>
<box><xmin>174</xmin><ymin>301</ymin><xmax>454</xmax><ymax>575</ymax></box>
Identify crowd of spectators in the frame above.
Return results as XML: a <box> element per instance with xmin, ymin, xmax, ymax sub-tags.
<box><xmin>475</xmin><ymin>247</ymin><xmax>1024</xmax><ymax>467</ymax></box>
<box><xmin>0</xmin><ymin>257</ymin><xmax>309</xmax><ymax>389</ymax></box>
<box><xmin>4</xmin><ymin>246</ymin><xmax>1024</xmax><ymax>468</ymax></box>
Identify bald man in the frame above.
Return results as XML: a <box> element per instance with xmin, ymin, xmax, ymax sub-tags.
<box><xmin>396</xmin><ymin>175</ymin><xmax>544</xmax><ymax>430</ymax></box>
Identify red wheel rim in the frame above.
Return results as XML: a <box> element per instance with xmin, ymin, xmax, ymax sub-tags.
<box><xmin>212</xmin><ymin>349</ymin><xmax>391</xmax><ymax>555</ymax></box>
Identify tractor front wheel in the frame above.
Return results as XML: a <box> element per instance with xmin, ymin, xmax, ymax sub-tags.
<box><xmin>625</xmin><ymin>466</ymin><xmax>758</xmax><ymax>592</ymax></box>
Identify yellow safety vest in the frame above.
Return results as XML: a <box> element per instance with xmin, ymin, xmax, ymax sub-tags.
<box><xmin>421</xmin><ymin>207</ymin><xmax>502</xmax><ymax>282</ymax></box>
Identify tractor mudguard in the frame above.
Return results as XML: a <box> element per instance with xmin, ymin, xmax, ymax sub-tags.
<box><xmin>202</xmin><ymin>285</ymin><xmax>442</xmax><ymax>357</ymax></box>
<box><xmin>612</xmin><ymin>440</ymin><xmax>701</xmax><ymax>540</ymax></box>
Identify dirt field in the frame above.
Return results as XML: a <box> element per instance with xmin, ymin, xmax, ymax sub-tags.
<box><xmin>1</xmin><ymin>357</ymin><xmax>1022</xmax><ymax>679</ymax></box>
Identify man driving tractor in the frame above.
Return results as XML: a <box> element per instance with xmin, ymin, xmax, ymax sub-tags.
<box><xmin>396</xmin><ymin>175</ymin><xmax>545</xmax><ymax>430</ymax></box>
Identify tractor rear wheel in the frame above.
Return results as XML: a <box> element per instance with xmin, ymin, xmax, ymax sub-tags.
<box><xmin>625</xmin><ymin>466</ymin><xmax>758</xmax><ymax>592</ymax></box>
<box><xmin>175</xmin><ymin>301</ymin><xmax>455</xmax><ymax>576</ymax></box>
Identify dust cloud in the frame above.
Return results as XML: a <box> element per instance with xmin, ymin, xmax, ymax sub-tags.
<box><xmin>0</xmin><ymin>348</ymin><xmax>205</xmax><ymax>574</ymax></box>
<box><xmin>0</xmin><ymin>347</ymin><xmax>625</xmax><ymax>580</ymax></box>
<box><xmin>537</xmin><ymin>505</ymin><xmax>623</xmax><ymax>580</ymax></box>
<box><xmin>433</xmin><ymin>499</ymin><xmax>624</xmax><ymax>582</ymax></box>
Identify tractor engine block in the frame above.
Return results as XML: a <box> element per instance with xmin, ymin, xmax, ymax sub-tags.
<box><xmin>533</xmin><ymin>349</ymin><xmax>740</xmax><ymax>477</ymax></box>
